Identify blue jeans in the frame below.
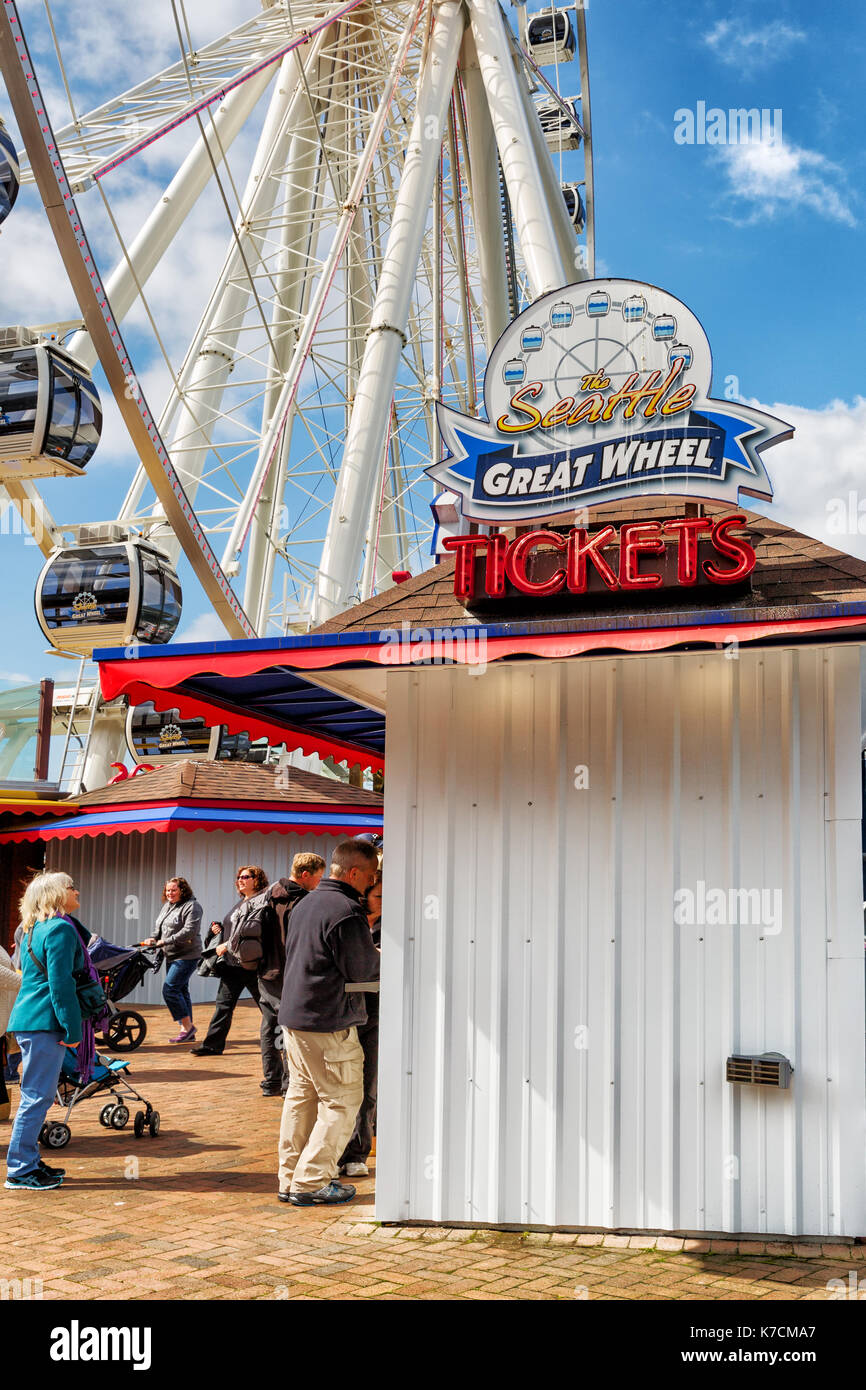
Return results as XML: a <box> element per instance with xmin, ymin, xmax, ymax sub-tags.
<box><xmin>6</xmin><ymin>1031</ymin><xmax>65</xmax><ymax>1177</ymax></box>
<box><xmin>163</xmin><ymin>958</ymin><xmax>198</xmax><ymax>1022</ymax></box>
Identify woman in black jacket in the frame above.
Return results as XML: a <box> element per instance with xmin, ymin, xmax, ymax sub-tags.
<box><xmin>143</xmin><ymin>878</ymin><xmax>202</xmax><ymax>1043</ymax></box>
<box><xmin>191</xmin><ymin>865</ymin><xmax>270</xmax><ymax>1063</ymax></box>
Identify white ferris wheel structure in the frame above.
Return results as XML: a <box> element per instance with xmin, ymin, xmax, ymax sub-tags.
<box><xmin>0</xmin><ymin>0</ymin><xmax>595</xmax><ymax>781</ymax></box>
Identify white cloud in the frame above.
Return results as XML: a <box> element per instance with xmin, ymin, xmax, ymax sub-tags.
<box><xmin>174</xmin><ymin>610</ymin><xmax>228</xmax><ymax>645</ymax></box>
<box><xmin>0</xmin><ymin>669</ymin><xmax>35</xmax><ymax>684</ymax></box>
<box><xmin>715</xmin><ymin>134</ymin><xmax>856</xmax><ymax>226</ymax></box>
<box><xmin>704</xmin><ymin>19</ymin><xmax>806</xmax><ymax>72</ymax></box>
<box><xmin>747</xmin><ymin>396</ymin><xmax>866</xmax><ymax>559</ymax></box>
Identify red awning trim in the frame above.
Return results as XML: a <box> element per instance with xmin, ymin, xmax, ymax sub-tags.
<box><xmin>98</xmin><ymin>611</ymin><xmax>866</xmax><ymax>695</ymax></box>
<box><xmin>0</xmin><ymin>818</ymin><xmax>378</xmax><ymax>844</ymax></box>
<box><xmin>101</xmin><ymin>675</ymin><xmax>385</xmax><ymax>774</ymax></box>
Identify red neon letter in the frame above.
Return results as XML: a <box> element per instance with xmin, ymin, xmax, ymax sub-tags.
<box><xmin>618</xmin><ymin>522</ymin><xmax>665</xmax><ymax>589</ymax></box>
<box><xmin>664</xmin><ymin>517</ymin><xmax>713</xmax><ymax>585</ymax></box>
<box><xmin>566</xmin><ymin>525</ymin><xmax>619</xmax><ymax>592</ymax></box>
<box><xmin>704</xmin><ymin>514</ymin><xmax>756</xmax><ymax>584</ymax></box>
<box><xmin>443</xmin><ymin>535</ymin><xmax>495</xmax><ymax>600</ymax></box>
<box><xmin>504</xmin><ymin>530</ymin><xmax>568</xmax><ymax>596</ymax></box>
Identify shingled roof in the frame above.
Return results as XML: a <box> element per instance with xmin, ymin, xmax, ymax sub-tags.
<box><xmin>72</xmin><ymin>760</ymin><xmax>382</xmax><ymax>810</ymax></box>
<box><xmin>313</xmin><ymin>498</ymin><xmax>866</xmax><ymax>634</ymax></box>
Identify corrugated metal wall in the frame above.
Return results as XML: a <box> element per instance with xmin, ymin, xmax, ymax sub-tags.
<box><xmin>46</xmin><ymin>831</ymin><xmax>179</xmax><ymax>1004</ymax></box>
<box><xmin>47</xmin><ymin>829</ymin><xmax>343</xmax><ymax>1007</ymax></box>
<box><xmin>377</xmin><ymin>645</ymin><xmax>866</xmax><ymax>1237</ymax></box>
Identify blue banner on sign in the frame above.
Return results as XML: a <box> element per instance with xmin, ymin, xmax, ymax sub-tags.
<box><xmin>440</xmin><ymin>411</ymin><xmax>761</xmax><ymax>513</ymax></box>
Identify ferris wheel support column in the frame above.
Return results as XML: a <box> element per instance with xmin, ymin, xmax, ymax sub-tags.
<box><xmin>244</xmin><ymin>133</ymin><xmax>321</xmax><ymax>625</ymax></box>
<box><xmin>137</xmin><ymin>43</ymin><xmax>329</xmax><ymax>560</ymax></box>
<box><xmin>458</xmin><ymin>30</ymin><xmax>511</xmax><ymax>348</ymax></box>
<box><xmin>66</xmin><ymin>64</ymin><xmax>276</xmax><ymax>374</ymax></box>
<box><xmin>466</xmin><ymin>0</ymin><xmax>572</xmax><ymax>297</ymax></box>
<box><xmin>310</xmin><ymin>0</ymin><xmax>466</xmax><ymax>624</ymax></box>
<box><xmin>220</xmin><ymin>0</ymin><xmax>432</xmax><ymax>579</ymax></box>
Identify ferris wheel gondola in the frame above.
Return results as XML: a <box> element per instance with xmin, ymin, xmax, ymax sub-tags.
<box><xmin>0</xmin><ymin>114</ymin><xmax>19</xmax><ymax>226</ymax></box>
<box><xmin>126</xmin><ymin>700</ymin><xmax>276</xmax><ymax>765</ymax></box>
<box><xmin>0</xmin><ymin>330</ymin><xmax>101</xmax><ymax>479</ymax></box>
<box><xmin>526</xmin><ymin>9</ymin><xmax>575</xmax><ymax>66</ymax></box>
<box><xmin>35</xmin><ymin>538</ymin><xmax>182</xmax><ymax>655</ymax></box>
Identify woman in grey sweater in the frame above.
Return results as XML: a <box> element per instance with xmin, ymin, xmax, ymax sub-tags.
<box><xmin>143</xmin><ymin>878</ymin><xmax>202</xmax><ymax>1043</ymax></box>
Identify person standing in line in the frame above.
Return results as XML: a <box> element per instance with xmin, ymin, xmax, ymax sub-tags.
<box><xmin>142</xmin><ymin>877</ymin><xmax>203</xmax><ymax>1043</ymax></box>
<box><xmin>277</xmin><ymin>839</ymin><xmax>380</xmax><ymax>1207</ymax></box>
<box><xmin>5</xmin><ymin>872</ymin><xmax>84</xmax><ymax>1190</ymax></box>
<box><xmin>338</xmin><ymin>870</ymin><xmax>382</xmax><ymax>1178</ymax></box>
<box><xmin>191</xmin><ymin>865</ymin><xmax>269</xmax><ymax>1058</ymax></box>
<box><xmin>257</xmin><ymin>852</ymin><xmax>326</xmax><ymax>1097</ymax></box>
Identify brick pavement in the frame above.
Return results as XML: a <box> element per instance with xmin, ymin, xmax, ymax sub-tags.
<box><xmin>1</xmin><ymin>1006</ymin><xmax>862</xmax><ymax>1302</ymax></box>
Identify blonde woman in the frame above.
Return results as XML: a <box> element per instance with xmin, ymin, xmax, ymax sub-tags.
<box><xmin>5</xmin><ymin>872</ymin><xmax>85</xmax><ymax>1190</ymax></box>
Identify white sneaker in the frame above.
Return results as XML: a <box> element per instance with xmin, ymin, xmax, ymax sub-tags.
<box><xmin>342</xmin><ymin>1161</ymin><xmax>369</xmax><ymax>1177</ymax></box>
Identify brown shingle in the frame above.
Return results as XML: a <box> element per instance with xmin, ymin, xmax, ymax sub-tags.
<box><xmin>72</xmin><ymin>761</ymin><xmax>382</xmax><ymax>811</ymax></box>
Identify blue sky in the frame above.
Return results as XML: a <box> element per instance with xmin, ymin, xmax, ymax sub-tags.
<box><xmin>0</xmin><ymin>0</ymin><xmax>863</xmax><ymax>718</ymax></box>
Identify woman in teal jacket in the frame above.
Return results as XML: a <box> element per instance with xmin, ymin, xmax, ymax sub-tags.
<box><xmin>5</xmin><ymin>871</ymin><xmax>85</xmax><ymax>1190</ymax></box>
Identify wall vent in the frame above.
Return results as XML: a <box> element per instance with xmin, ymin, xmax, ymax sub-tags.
<box><xmin>726</xmin><ymin>1053</ymin><xmax>793</xmax><ymax>1089</ymax></box>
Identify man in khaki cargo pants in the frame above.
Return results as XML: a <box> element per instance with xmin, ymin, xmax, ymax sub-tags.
<box><xmin>277</xmin><ymin>839</ymin><xmax>380</xmax><ymax>1206</ymax></box>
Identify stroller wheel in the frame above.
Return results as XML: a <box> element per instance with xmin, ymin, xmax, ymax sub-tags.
<box><xmin>99</xmin><ymin>1104</ymin><xmax>115</xmax><ymax>1127</ymax></box>
<box><xmin>101</xmin><ymin>1010</ymin><xmax>147</xmax><ymax>1052</ymax></box>
<box><xmin>44</xmin><ymin>1122</ymin><xmax>71</xmax><ymax>1149</ymax></box>
<box><xmin>109</xmin><ymin>1104</ymin><xmax>129</xmax><ymax>1130</ymax></box>
<box><xmin>38</xmin><ymin>1124</ymin><xmax>49</xmax><ymax>1146</ymax></box>
<box><xmin>148</xmin><ymin>1111</ymin><xmax>161</xmax><ymax>1137</ymax></box>
<box><xmin>133</xmin><ymin>1111</ymin><xmax>146</xmax><ymax>1138</ymax></box>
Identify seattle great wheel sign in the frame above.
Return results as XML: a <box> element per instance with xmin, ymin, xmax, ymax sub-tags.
<box><xmin>428</xmin><ymin>279</ymin><xmax>793</xmax><ymax>523</ymax></box>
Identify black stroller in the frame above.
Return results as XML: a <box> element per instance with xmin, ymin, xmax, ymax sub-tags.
<box><xmin>88</xmin><ymin>937</ymin><xmax>162</xmax><ymax>1051</ymax></box>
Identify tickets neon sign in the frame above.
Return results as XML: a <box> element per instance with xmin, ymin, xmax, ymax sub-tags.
<box><xmin>443</xmin><ymin>514</ymin><xmax>756</xmax><ymax>602</ymax></box>
<box><xmin>428</xmin><ymin>279</ymin><xmax>793</xmax><ymax>524</ymax></box>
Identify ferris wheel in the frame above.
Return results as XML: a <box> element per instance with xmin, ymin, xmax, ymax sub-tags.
<box><xmin>0</xmin><ymin>0</ymin><xmax>594</xmax><ymax>780</ymax></box>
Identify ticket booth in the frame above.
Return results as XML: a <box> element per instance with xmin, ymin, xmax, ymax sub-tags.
<box><xmin>91</xmin><ymin>278</ymin><xmax>866</xmax><ymax>1239</ymax></box>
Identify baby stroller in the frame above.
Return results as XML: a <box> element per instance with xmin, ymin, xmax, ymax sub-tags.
<box><xmin>38</xmin><ymin>1048</ymin><xmax>161</xmax><ymax>1151</ymax></box>
<box><xmin>89</xmin><ymin>936</ymin><xmax>163</xmax><ymax>1052</ymax></box>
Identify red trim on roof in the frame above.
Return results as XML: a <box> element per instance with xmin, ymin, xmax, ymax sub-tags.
<box><xmin>1</xmin><ymin>819</ymin><xmax>376</xmax><ymax>844</ymax></box>
<box><xmin>99</xmin><ymin>674</ymin><xmax>384</xmax><ymax>774</ymax></box>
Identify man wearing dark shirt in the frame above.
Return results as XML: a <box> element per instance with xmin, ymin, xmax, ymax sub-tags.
<box><xmin>277</xmin><ymin>838</ymin><xmax>380</xmax><ymax>1206</ymax></box>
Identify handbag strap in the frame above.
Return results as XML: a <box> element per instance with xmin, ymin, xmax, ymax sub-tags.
<box><xmin>26</xmin><ymin>933</ymin><xmax>48</xmax><ymax>977</ymax></box>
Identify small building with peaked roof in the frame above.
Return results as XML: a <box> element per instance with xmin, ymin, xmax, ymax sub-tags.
<box><xmin>0</xmin><ymin>759</ymin><xmax>383</xmax><ymax>1005</ymax></box>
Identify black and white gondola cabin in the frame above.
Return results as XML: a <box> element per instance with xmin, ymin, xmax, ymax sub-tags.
<box><xmin>0</xmin><ymin>117</ymin><xmax>20</xmax><ymax>227</ymax></box>
<box><xmin>0</xmin><ymin>329</ymin><xmax>101</xmax><ymax>479</ymax></box>
<box><xmin>561</xmin><ymin>182</ymin><xmax>586</xmax><ymax>233</ymax></box>
<box><xmin>526</xmin><ymin>9</ymin><xmax>575</xmax><ymax>65</ymax></box>
<box><xmin>536</xmin><ymin>99</ymin><xmax>582</xmax><ymax>151</ymax></box>
<box><xmin>126</xmin><ymin>700</ymin><xmax>273</xmax><ymax>766</ymax></box>
<box><xmin>35</xmin><ymin>539</ymin><xmax>182</xmax><ymax>655</ymax></box>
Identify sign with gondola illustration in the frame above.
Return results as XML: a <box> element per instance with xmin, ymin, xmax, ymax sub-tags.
<box><xmin>428</xmin><ymin>279</ymin><xmax>793</xmax><ymax>523</ymax></box>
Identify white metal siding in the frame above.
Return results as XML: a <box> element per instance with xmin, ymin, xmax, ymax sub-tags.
<box><xmin>377</xmin><ymin>646</ymin><xmax>866</xmax><ymax>1236</ymax></box>
<box><xmin>45</xmin><ymin>831</ymin><xmax>184</xmax><ymax>1006</ymax></box>
<box><xmin>47</xmin><ymin>829</ymin><xmax>344</xmax><ymax>1007</ymax></box>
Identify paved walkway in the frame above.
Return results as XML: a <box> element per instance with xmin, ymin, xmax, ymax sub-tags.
<box><xmin>1</xmin><ymin>1007</ymin><xmax>861</xmax><ymax>1301</ymax></box>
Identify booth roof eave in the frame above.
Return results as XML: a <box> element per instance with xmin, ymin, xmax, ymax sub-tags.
<box><xmin>0</xmin><ymin>799</ymin><xmax>384</xmax><ymax>844</ymax></box>
<box><xmin>94</xmin><ymin>603</ymin><xmax>866</xmax><ymax>754</ymax></box>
